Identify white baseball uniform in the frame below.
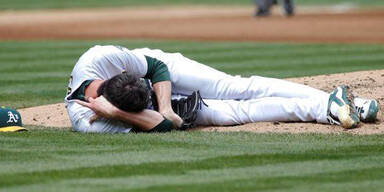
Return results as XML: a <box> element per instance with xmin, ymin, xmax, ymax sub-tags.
<box><xmin>65</xmin><ymin>45</ymin><xmax>330</xmax><ymax>133</ymax></box>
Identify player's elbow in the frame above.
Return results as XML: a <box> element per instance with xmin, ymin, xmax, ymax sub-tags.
<box><xmin>72</xmin><ymin>117</ymin><xmax>95</xmax><ymax>133</ymax></box>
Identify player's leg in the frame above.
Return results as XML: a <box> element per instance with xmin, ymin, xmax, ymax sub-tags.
<box><xmin>67</xmin><ymin>102</ymin><xmax>133</xmax><ymax>133</ymax></box>
<box><xmin>238</xmin><ymin>75</ymin><xmax>329</xmax><ymax>99</ymax></box>
<box><xmin>196</xmin><ymin>96</ymin><xmax>329</xmax><ymax>126</ymax></box>
<box><xmin>283</xmin><ymin>0</ymin><xmax>294</xmax><ymax>16</ymax></box>
<box><xmin>255</xmin><ymin>0</ymin><xmax>272</xmax><ymax>17</ymax></box>
<box><xmin>136</xmin><ymin>48</ymin><xmax>328</xmax><ymax>101</ymax></box>
<box><xmin>196</xmin><ymin>85</ymin><xmax>360</xmax><ymax>129</ymax></box>
<box><xmin>166</xmin><ymin>54</ymin><xmax>328</xmax><ymax>100</ymax></box>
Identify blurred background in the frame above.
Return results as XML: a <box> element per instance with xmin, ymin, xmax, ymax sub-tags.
<box><xmin>0</xmin><ymin>0</ymin><xmax>383</xmax><ymax>42</ymax></box>
<box><xmin>0</xmin><ymin>0</ymin><xmax>383</xmax><ymax>9</ymax></box>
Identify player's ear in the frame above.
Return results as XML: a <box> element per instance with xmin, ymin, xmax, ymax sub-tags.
<box><xmin>97</xmin><ymin>80</ymin><xmax>107</xmax><ymax>96</ymax></box>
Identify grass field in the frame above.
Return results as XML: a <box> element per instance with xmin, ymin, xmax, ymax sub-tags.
<box><xmin>0</xmin><ymin>39</ymin><xmax>384</xmax><ymax>191</ymax></box>
<box><xmin>1</xmin><ymin>130</ymin><xmax>384</xmax><ymax>192</ymax></box>
<box><xmin>0</xmin><ymin>0</ymin><xmax>383</xmax><ymax>10</ymax></box>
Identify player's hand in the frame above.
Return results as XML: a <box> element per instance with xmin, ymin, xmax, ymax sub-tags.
<box><xmin>160</xmin><ymin>110</ymin><xmax>183</xmax><ymax>129</ymax></box>
<box><xmin>76</xmin><ymin>96</ymin><xmax>119</xmax><ymax>124</ymax></box>
<box><xmin>170</xmin><ymin>91</ymin><xmax>202</xmax><ymax>130</ymax></box>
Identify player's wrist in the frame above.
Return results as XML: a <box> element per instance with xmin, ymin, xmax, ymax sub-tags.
<box><xmin>113</xmin><ymin>108</ymin><xmax>127</xmax><ymax>120</ymax></box>
<box><xmin>159</xmin><ymin>107</ymin><xmax>173</xmax><ymax>115</ymax></box>
<box><xmin>160</xmin><ymin>111</ymin><xmax>182</xmax><ymax>128</ymax></box>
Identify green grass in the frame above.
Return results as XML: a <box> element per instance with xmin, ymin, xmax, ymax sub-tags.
<box><xmin>1</xmin><ymin>40</ymin><xmax>384</xmax><ymax>109</ymax></box>
<box><xmin>0</xmin><ymin>130</ymin><xmax>384</xmax><ymax>192</ymax></box>
<box><xmin>0</xmin><ymin>0</ymin><xmax>383</xmax><ymax>10</ymax></box>
<box><xmin>1</xmin><ymin>40</ymin><xmax>384</xmax><ymax>191</ymax></box>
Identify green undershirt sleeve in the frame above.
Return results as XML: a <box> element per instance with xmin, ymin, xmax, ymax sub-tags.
<box><xmin>144</xmin><ymin>56</ymin><xmax>171</xmax><ymax>84</ymax></box>
<box><xmin>69</xmin><ymin>80</ymin><xmax>94</xmax><ymax>101</ymax></box>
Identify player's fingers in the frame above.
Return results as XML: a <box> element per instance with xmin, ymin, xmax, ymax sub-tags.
<box><xmin>88</xmin><ymin>97</ymin><xmax>95</xmax><ymax>102</ymax></box>
<box><xmin>89</xmin><ymin>114</ymin><xmax>100</xmax><ymax>124</ymax></box>
<box><xmin>76</xmin><ymin>100</ymin><xmax>91</xmax><ymax>108</ymax></box>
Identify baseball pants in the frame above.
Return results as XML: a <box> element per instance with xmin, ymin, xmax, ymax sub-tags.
<box><xmin>136</xmin><ymin>49</ymin><xmax>330</xmax><ymax>126</ymax></box>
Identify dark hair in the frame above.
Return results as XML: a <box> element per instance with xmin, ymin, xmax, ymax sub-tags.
<box><xmin>97</xmin><ymin>73</ymin><xmax>150</xmax><ymax>112</ymax></box>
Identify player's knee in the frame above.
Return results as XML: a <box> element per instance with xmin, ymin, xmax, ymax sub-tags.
<box><xmin>73</xmin><ymin>117</ymin><xmax>132</xmax><ymax>134</ymax></box>
<box><xmin>196</xmin><ymin>109</ymin><xmax>239</xmax><ymax>126</ymax></box>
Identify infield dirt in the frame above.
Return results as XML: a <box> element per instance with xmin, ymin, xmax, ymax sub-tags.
<box><xmin>4</xmin><ymin>6</ymin><xmax>383</xmax><ymax>134</ymax></box>
<box><xmin>0</xmin><ymin>6</ymin><xmax>383</xmax><ymax>43</ymax></box>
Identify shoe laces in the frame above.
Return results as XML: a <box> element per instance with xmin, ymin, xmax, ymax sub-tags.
<box><xmin>196</xmin><ymin>91</ymin><xmax>208</xmax><ymax>110</ymax></box>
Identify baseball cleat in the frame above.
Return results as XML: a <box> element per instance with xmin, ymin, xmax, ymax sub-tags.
<box><xmin>255</xmin><ymin>9</ymin><xmax>270</xmax><ymax>17</ymax></box>
<box><xmin>327</xmin><ymin>86</ymin><xmax>360</xmax><ymax>129</ymax></box>
<box><xmin>354</xmin><ymin>98</ymin><xmax>379</xmax><ymax>123</ymax></box>
<box><xmin>283</xmin><ymin>0</ymin><xmax>294</xmax><ymax>16</ymax></box>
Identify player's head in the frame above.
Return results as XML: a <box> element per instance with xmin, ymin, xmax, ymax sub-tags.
<box><xmin>97</xmin><ymin>73</ymin><xmax>150</xmax><ymax>112</ymax></box>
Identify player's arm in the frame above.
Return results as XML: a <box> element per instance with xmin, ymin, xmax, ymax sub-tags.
<box><xmin>77</xmin><ymin>96</ymin><xmax>174</xmax><ymax>132</ymax></box>
<box><xmin>153</xmin><ymin>81</ymin><xmax>183</xmax><ymax>128</ymax></box>
<box><xmin>92</xmin><ymin>47</ymin><xmax>182</xmax><ymax>128</ymax></box>
<box><xmin>144</xmin><ymin>56</ymin><xmax>183</xmax><ymax>128</ymax></box>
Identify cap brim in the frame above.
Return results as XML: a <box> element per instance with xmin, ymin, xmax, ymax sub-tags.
<box><xmin>0</xmin><ymin>126</ymin><xmax>27</xmax><ymax>132</ymax></box>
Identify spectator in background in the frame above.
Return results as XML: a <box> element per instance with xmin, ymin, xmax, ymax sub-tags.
<box><xmin>254</xmin><ymin>0</ymin><xmax>294</xmax><ymax>17</ymax></box>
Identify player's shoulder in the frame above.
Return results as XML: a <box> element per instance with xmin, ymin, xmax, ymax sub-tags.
<box><xmin>88</xmin><ymin>45</ymin><xmax>123</xmax><ymax>52</ymax></box>
<box><xmin>89</xmin><ymin>45</ymin><xmax>159</xmax><ymax>55</ymax></box>
<box><xmin>80</xmin><ymin>45</ymin><xmax>126</xmax><ymax>61</ymax></box>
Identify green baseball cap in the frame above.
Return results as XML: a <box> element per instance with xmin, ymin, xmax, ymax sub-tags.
<box><xmin>0</xmin><ymin>106</ymin><xmax>27</xmax><ymax>132</ymax></box>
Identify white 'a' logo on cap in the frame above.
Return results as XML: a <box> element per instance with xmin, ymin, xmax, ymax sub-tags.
<box><xmin>7</xmin><ymin>111</ymin><xmax>18</xmax><ymax>123</ymax></box>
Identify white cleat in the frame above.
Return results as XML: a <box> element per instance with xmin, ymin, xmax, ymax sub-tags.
<box><xmin>354</xmin><ymin>98</ymin><xmax>380</xmax><ymax>123</ymax></box>
<box><xmin>327</xmin><ymin>86</ymin><xmax>360</xmax><ymax>129</ymax></box>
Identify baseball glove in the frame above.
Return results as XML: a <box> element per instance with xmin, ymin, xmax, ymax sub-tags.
<box><xmin>152</xmin><ymin>91</ymin><xmax>205</xmax><ymax>130</ymax></box>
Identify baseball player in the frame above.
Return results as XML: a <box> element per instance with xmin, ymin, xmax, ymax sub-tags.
<box><xmin>254</xmin><ymin>0</ymin><xmax>294</xmax><ymax>17</ymax></box>
<box><xmin>66</xmin><ymin>45</ymin><xmax>379</xmax><ymax>133</ymax></box>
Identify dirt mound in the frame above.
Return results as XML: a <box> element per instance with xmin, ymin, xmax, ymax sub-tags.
<box><xmin>19</xmin><ymin>70</ymin><xmax>384</xmax><ymax>134</ymax></box>
<box><xmin>20</xmin><ymin>103</ymin><xmax>69</xmax><ymax>128</ymax></box>
<box><xmin>0</xmin><ymin>6</ymin><xmax>383</xmax><ymax>43</ymax></box>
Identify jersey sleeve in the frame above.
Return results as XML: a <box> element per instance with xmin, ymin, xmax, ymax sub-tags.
<box><xmin>115</xmin><ymin>45</ymin><xmax>171</xmax><ymax>84</ymax></box>
<box><xmin>98</xmin><ymin>46</ymin><xmax>170</xmax><ymax>84</ymax></box>
<box><xmin>144</xmin><ymin>56</ymin><xmax>171</xmax><ymax>84</ymax></box>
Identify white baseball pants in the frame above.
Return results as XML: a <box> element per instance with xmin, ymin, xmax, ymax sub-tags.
<box><xmin>158</xmin><ymin>51</ymin><xmax>330</xmax><ymax>126</ymax></box>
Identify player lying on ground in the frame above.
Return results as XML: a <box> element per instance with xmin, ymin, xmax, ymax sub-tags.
<box><xmin>65</xmin><ymin>45</ymin><xmax>379</xmax><ymax>133</ymax></box>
